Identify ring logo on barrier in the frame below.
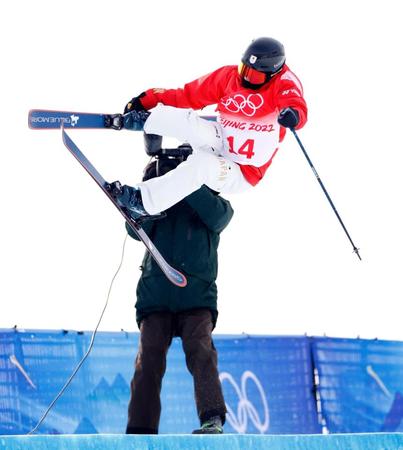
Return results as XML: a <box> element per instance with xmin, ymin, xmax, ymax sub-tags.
<box><xmin>219</xmin><ymin>370</ymin><xmax>270</xmax><ymax>434</ymax></box>
<box><xmin>221</xmin><ymin>94</ymin><xmax>264</xmax><ymax>117</ymax></box>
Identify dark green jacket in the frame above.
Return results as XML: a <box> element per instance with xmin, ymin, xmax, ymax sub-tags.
<box><xmin>126</xmin><ymin>186</ymin><xmax>234</xmax><ymax>327</ymax></box>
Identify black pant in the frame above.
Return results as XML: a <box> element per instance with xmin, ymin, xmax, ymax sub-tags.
<box><xmin>126</xmin><ymin>309</ymin><xmax>226</xmax><ymax>434</ymax></box>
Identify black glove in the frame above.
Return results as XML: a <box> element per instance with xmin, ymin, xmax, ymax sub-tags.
<box><xmin>124</xmin><ymin>92</ymin><xmax>147</xmax><ymax>114</ymax></box>
<box><xmin>278</xmin><ymin>107</ymin><xmax>299</xmax><ymax>129</ymax></box>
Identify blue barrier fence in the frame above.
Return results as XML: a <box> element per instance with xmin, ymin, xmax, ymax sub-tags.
<box><xmin>1</xmin><ymin>329</ymin><xmax>402</xmax><ymax>435</ymax></box>
<box><xmin>312</xmin><ymin>337</ymin><xmax>403</xmax><ymax>433</ymax></box>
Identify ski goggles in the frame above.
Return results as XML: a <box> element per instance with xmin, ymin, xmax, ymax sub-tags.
<box><xmin>238</xmin><ymin>63</ymin><xmax>267</xmax><ymax>85</ymax></box>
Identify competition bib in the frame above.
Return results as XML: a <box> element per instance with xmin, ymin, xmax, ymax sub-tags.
<box><xmin>218</xmin><ymin>111</ymin><xmax>280</xmax><ymax>166</ymax></box>
<box><xmin>216</xmin><ymin>91</ymin><xmax>281</xmax><ymax>166</ymax></box>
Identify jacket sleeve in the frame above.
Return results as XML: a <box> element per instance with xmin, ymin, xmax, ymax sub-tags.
<box><xmin>273</xmin><ymin>66</ymin><xmax>308</xmax><ymax>130</ymax></box>
<box><xmin>184</xmin><ymin>186</ymin><xmax>234</xmax><ymax>234</ymax></box>
<box><xmin>139</xmin><ymin>66</ymin><xmax>234</xmax><ymax>111</ymax></box>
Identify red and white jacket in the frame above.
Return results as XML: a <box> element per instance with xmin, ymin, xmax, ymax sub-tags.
<box><xmin>139</xmin><ymin>64</ymin><xmax>307</xmax><ymax>186</ymax></box>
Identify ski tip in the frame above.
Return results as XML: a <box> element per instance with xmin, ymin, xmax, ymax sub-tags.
<box><xmin>27</xmin><ymin>109</ymin><xmax>35</xmax><ymax>129</ymax></box>
<box><xmin>28</xmin><ymin>109</ymin><xmax>62</xmax><ymax>130</ymax></box>
<box><xmin>178</xmin><ymin>278</ymin><xmax>188</xmax><ymax>288</ymax></box>
<box><xmin>169</xmin><ymin>269</ymin><xmax>187</xmax><ymax>288</ymax></box>
<box><xmin>177</xmin><ymin>280</ymin><xmax>188</xmax><ymax>288</ymax></box>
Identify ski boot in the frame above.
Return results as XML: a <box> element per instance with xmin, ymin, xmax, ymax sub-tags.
<box><xmin>106</xmin><ymin>181</ymin><xmax>149</xmax><ymax>221</ymax></box>
<box><xmin>104</xmin><ymin>110</ymin><xmax>150</xmax><ymax>131</ymax></box>
<box><xmin>192</xmin><ymin>416</ymin><xmax>223</xmax><ymax>434</ymax></box>
<box><xmin>123</xmin><ymin>110</ymin><xmax>151</xmax><ymax>131</ymax></box>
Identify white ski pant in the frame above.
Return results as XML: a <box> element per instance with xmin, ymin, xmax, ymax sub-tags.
<box><xmin>138</xmin><ymin>105</ymin><xmax>252</xmax><ymax>214</ymax></box>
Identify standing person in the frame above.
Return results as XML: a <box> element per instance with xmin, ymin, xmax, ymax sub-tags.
<box><xmin>125</xmin><ymin>136</ymin><xmax>234</xmax><ymax>435</ymax></box>
<box><xmin>116</xmin><ymin>37</ymin><xmax>307</xmax><ymax>219</ymax></box>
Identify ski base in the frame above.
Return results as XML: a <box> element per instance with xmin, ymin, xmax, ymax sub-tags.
<box><xmin>61</xmin><ymin>127</ymin><xmax>187</xmax><ymax>287</ymax></box>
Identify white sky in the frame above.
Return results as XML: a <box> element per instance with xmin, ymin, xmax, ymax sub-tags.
<box><xmin>1</xmin><ymin>0</ymin><xmax>402</xmax><ymax>340</ymax></box>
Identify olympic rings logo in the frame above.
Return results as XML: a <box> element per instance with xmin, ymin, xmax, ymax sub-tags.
<box><xmin>219</xmin><ymin>370</ymin><xmax>270</xmax><ymax>434</ymax></box>
<box><xmin>221</xmin><ymin>94</ymin><xmax>264</xmax><ymax>117</ymax></box>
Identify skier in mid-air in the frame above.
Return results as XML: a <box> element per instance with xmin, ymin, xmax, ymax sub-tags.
<box><xmin>117</xmin><ymin>36</ymin><xmax>308</xmax><ymax>219</ymax></box>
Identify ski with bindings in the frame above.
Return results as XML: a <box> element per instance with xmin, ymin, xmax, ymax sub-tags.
<box><xmin>61</xmin><ymin>127</ymin><xmax>187</xmax><ymax>287</ymax></box>
<box><xmin>28</xmin><ymin>109</ymin><xmax>124</xmax><ymax>130</ymax></box>
<box><xmin>29</xmin><ymin>109</ymin><xmax>216</xmax><ymax>130</ymax></box>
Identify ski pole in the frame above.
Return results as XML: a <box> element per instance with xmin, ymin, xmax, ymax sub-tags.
<box><xmin>290</xmin><ymin>128</ymin><xmax>361</xmax><ymax>260</ymax></box>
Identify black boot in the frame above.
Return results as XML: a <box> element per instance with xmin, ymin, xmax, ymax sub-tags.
<box><xmin>107</xmin><ymin>182</ymin><xmax>150</xmax><ymax>221</ymax></box>
<box><xmin>123</xmin><ymin>110</ymin><xmax>151</xmax><ymax>131</ymax></box>
<box><xmin>192</xmin><ymin>415</ymin><xmax>223</xmax><ymax>434</ymax></box>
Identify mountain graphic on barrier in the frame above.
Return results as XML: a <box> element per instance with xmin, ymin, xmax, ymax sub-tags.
<box><xmin>81</xmin><ymin>374</ymin><xmax>131</xmax><ymax>433</ymax></box>
<box><xmin>111</xmin><ymin>373</ymin><xmax>131</xmax><ymax>402</ymax></box>
<box><xmin>86</xmin><ymin>374</ymin><xmax>130</xmax><ymax>404</ymax></box>
<box><xmin>74</xmin><ymin>417</ymin><xmax>98</xmax><ymax>434</ymax></box>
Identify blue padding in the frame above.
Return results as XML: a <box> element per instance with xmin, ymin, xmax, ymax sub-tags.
<box><xmin>312</xmin><ymin>337</ymin><xmax>403</xmax><ymax>433</ymax></box>
<box><xmin>0</xmin><ymin>330</ymin><xmax>318</xmax><ymax>435</ymax></box>
<box><xmin>212</xmin><ymin>336</ymin><xmax>319</xmax><ymax>434</ymax></box>
<box><xmin>0</xmin><ymin>433</ymin><xmax>403</xmax><ymax>450</ymax></box>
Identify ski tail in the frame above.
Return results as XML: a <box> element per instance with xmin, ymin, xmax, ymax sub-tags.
<box><xmin>61</xmin><ymin>127</ymin><xmax>187</xmax><ymax>288</ymax></box>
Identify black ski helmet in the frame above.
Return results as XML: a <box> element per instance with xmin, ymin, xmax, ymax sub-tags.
<box><xmin>240</xmin><ymin>37</ymin><xmax>286</xmax><ymax>88</ymax></box>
